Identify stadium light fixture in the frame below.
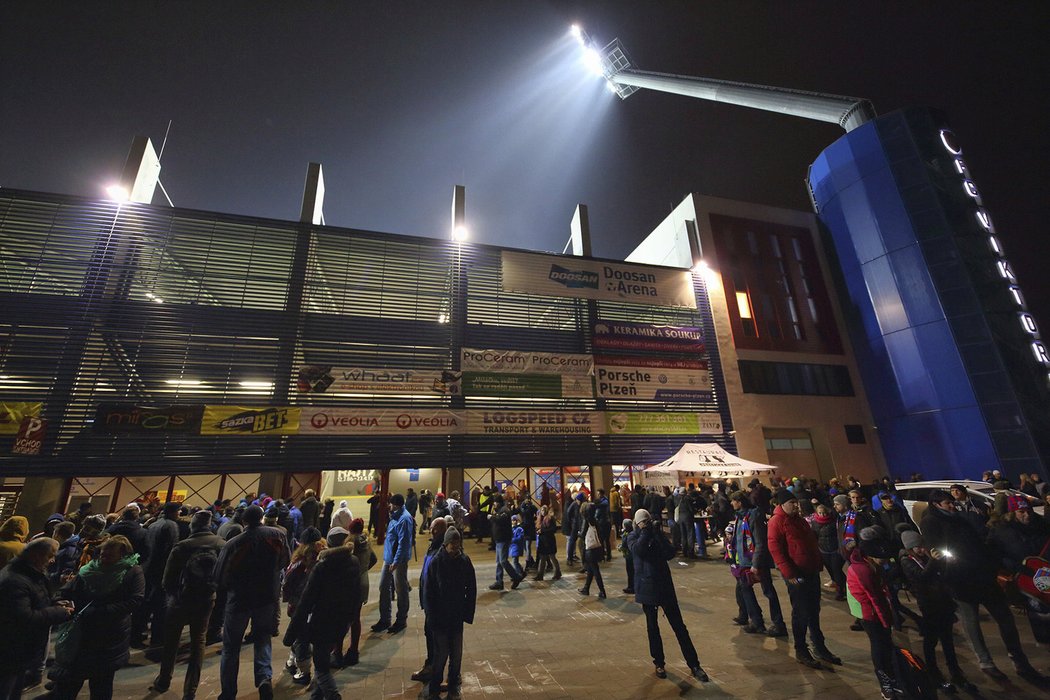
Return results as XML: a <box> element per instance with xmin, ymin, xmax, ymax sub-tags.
<box><xmin>106</xmin><ymin>184</ymin><xmax>130</xmax><ymax>202</ymax></box>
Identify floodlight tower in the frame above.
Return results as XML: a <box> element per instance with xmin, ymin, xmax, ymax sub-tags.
<box><xmin>571</xmin><ymin>24</ymin><xmax>875</xmax><ymax>131</ymax></box>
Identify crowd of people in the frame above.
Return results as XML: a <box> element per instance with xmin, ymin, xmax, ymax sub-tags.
<box><xmin>0</xmin><ymin>470</ymin><xmax>1048</xmax><ymax>700</ymax></box>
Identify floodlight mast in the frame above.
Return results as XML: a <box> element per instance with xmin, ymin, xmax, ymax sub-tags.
<box><xmin>574</xmin><ymin>26</ymin><xmax>875</xmax><ymax>132</ymax></box>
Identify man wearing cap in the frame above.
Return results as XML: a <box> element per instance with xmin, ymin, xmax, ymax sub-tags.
<box><xmin>137</xmin><ymin>502</ymin><xmax>183</xmax><ymax>649</ymax></box>
<box><xmin>949</xmin><ymin>484</ymin><xmax>988</xmax><ymax>520</ymax></box>
<box><xmin>282</xmin><ymin>527</ymin><xmax>360</xmax><ymax>700</ymax></box>
<box><xmin>874</xmin><ymin>492</ymin><xmax>914</xmax><ymax>552</ymax></box>
<box><xmin>767</xmin><ymin>489</ymin><xmax>841</xmax><ymax>669</ymax></box>
<box><xmin>152</xmin><ymin>511</ymin><xmax>224</xmax><ymax>699</ymax></box>
<box><xmin>214</xmin><ymin>504</ymin><xmax>291</xmax><ymax>700</ymax></box>
<box><xmin>372</xmin><ymin>493</ymin><xmax>414</xmax><ymax>634</ymax></box>
<box><xmin>629</xmin><ymin>509</ymin><xmax>708</xmax><ymax>683</ymax></box>
<box><xmin>422</xmin><ymin>527</ymin><xmax>476</xmax><ymax>700</ymax></box>
<box><xmin>920</xmin><ymin>489</ymin><xmax>1041</xmax><ymax>681</ymax></box>
<box><xmin>412</xmin><ymin>518</ymin><xmax>449</xmax><ymax>686</ymax></box>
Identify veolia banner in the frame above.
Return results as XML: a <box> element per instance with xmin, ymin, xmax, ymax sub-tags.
<box><xmin>299</xmin><ymin>408</ymin><xmax>465</xmax><ymax>435</ymax></box>
<box><xmin>501</xmin><ymin>250</ymin><xmax>696</xmax><ymax>308</ymax></box>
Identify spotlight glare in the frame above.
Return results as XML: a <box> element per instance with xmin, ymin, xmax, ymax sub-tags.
<box><xmin>583</xmin><ymin>47</ymin><xmax>604</xmax><ymax>76</ymax></box>
<box><xmin>606</xmin><ymin>79</ymin><xmax>618</xmax><ymax>94</ymax></box>
<box><xmin>570</xmin><ymin>24</ymin><xmax>582</xmax><ymax>40</ymax></box>
<box><xmin>106</xmin><ymin>185</ymin><xmax>129</xmax><ymax>202</ymax></box>
<box><xmin>452</xmin><ymin>225</ymin><xmax>469</xmax><ymax>242</ymax></box>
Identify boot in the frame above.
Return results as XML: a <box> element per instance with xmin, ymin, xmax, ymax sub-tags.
<box><xmin>533</xmin><ymin>560</ymin><xmax>545</xmax><ymax>581</ymax></box>
<box><xmin>552</xmin><ymin>561</ymin><xmax>562</xmax><ymax>580</ymax></box>
<box><xmin>875</xmin><ymin>670</ymin><xmax>900</xmax><ymax>699</ymax></box>
<box><xmin>410</xmin><ymin>665</ymin><xmax>432</xmax><ymax>682</ymax></box>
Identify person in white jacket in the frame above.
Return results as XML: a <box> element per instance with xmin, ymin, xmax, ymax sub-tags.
<box><xmin>331</xmin><ymin>501</ymin><xmax>354</xmax><ymax>531</ymax></box>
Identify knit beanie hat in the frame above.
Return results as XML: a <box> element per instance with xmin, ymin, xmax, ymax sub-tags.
<box><xmin>1007</xmin><ymin>495</ymin><xmax>1031</xmax><ymax>512</ymax></box>
<box><xmin>900</xmin><ymin>530</ymin><xmax>922</xmax><ymax>550</ymax></box>
<box><xmin>859</xmin><ymin>525</ymin><xmax>885</xmax><ymax>541</ymax></box>
<box><xmin>326</xmin><ymin>526</ymin><xmax>349</xmax><ymax>546</ymax></box>
<box><xmin>300</xmin><ymin>527</ymin><xmax>323</xmax><ymax>545</ymax></box>
<box><xmin>859</xmin><ymin>537</ymin><xmax>892</xmax><ymax>559</ymax></box>
<box><xmin>443</xmin><ymin>526</ymin><xmax>461</xmax><ymax>544</ymax></box>
<box><xmin>634</xmin><ymin>508</ymin><xmax>652</xmax><ymax>525</ymax></box>
<box><xmin>775</xmin><ymin>489</ymin><xmax>798</xmax><ymax>506</ymax></box>
<box><xmin>622</xmin><ymin>518</ymin><xmax>634</xmax><ymax>532</ymax></box>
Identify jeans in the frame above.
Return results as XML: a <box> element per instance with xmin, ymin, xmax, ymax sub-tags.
<box><xmin>677</xmin><ymin>522</ymin><xmax>694</xmax><ymax>557</ymax></box>
<box><xmin>860</xmin><ymin>619</ymin><xmax>894</xmax><ymax>680</ymax></box>
<box><xmin>624</xmin><ymin>555</ymin><xmax>635</xmax><ymax>591</ymax></box>
<box><xmin>785</xmin><ymin>575</ymin><xmax>826</xmax><ymax>652</ymax></box>
<box><xmin>47</xmin><ymin>669</ymin><xmax>116</xmax><ymax>700</ymax></box>
<box><xmin>156</xmin><ymin>600</ymin><xmax>214</xmax><ymax>698</ymax></box>
<box><xmin>510</xmin><ymin>555</ymin><xmax>525</xmax><ymax>579</ymax></box>
<box><xmin>377</xmin><ymin>561</ymin><xmax>409</xmax><ymax>625</ymax></box>
<box><xmin>494</xmin><ymin>542</ymin><xmax>518</xmax><ymax>585</ymax></box>
<box><xmin>428</xmin><ymin>625</ymin><xmax>463</xmax><ymax>696</ymax></box>
<box><xmin>694</xmin><ymin>521</ymin><xmax>707</xmax><ymax>556</ymax></box>
<box><xmin>309</xmin><ymin>641</ymin><xmax>336</xmax><ymax>700</ymax></box>
<box><xmin>565</xmin><ymin>532</ymin><xmax>579</xmax><ymax>562</ymax></box>
<box><xmin>582</xmin><ymin>548</ymin><xmax>605</xmax><ymax>594</ymax></box>
<box><xmin>522</xmin><ymin>536</ymin><xmax>535</xmax><ymax>565</ymax></box>
<box><xmin>642</xmin><ymin>600</ymin><xmax>699</xmax><ymax>669</ymax></box>
<box><xmin>757</xmin><ymin>567</ymin><xmax>785</xmax><ymax>627</ymax></box>
<box><xmin>736</xmin><ymin>576</ymin><xmax>764</xmax><ymax>626</ymax></box>
<box><xmin>598</xmin><ymin>522</ymin><xmax>612</xmax><ymax>560</ymax></box>
<box><xmin>218</xmin><ymin>601</ymin><xmax>276</xmax><ymax>700</ymax></box>
<box><xmin>954</xmin><ymin>583</ymin><xmax>1029</xmax><ymax>668</ymax></box>
<box><xmin>140</xmin><ymin>577</ymin><xmax>168</xmax><ymax>646</ymax></box>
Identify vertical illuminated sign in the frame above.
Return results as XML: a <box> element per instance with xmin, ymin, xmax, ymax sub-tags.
<box><xmin>939</xmin><ymin>129</ymin><xmax>1050</xmax><ymax>387</ymax></box>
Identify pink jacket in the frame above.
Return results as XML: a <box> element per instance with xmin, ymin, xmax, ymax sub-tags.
<box><xmin>845</xmin><ymin>548</ymin><xmax>893</xmax><ymax>627</ymax></box>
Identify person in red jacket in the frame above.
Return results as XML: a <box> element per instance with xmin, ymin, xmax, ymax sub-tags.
<box><xmin>767</xmin><ymin>489</ymin><xmax>841</xmax><ymax>669</ymax></box>
<box><xmin>846</xmin><ymin>527</ymin><xmax>898</xmax><ymax>700</ymax></box>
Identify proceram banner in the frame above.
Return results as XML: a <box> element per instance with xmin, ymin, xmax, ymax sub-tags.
<box><xmin>460</xmin><ymin>348</ymin><xmax>593</xmax><ymax>375</ymax></box>
<box><xmin>467</xmin><ymin>410</ymin><xmax>604</xmax><ymax>436</ymax></box>
<box><xmin>201</xmin><ymin>406</ymin><xmax>301</xmax><ymax>435</ymax></box>
<box><xmin>500</xmin><ymin>250</ymin><xmax>696</xmax><ymax>308</ymax></box>
<box><xmin>605</xmin><ymin>412</ymin><xmax>723</xmax><ymax>435</ymax></box>
<box><xmin>592</xmin><ymin>320</ymin><xmax>704</xmax><ymax>353</ymax></box>
<box><xmin>594</xmin><ymin>365</ymin><xmax>711</xmax><ymax>401</ymax></box>
<box><xmin>0</xmin><ymin>401</ymin><xmax>42</xmax><ymax>435</ymax></box>
<box><xmin>299</xmin><ymin>408</ymin><xmax>465</xmax><ymax>435</ymax></box>
<box><xmin>297</xmin><ymin>366</ymin><xmax>461</xmax><ymax>395</ymax></box>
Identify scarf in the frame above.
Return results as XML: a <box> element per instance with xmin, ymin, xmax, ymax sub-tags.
<box><xmin>78</xmin><ymin>553</ymin><xmax>140</xmax><ymax>596</ymax></box>
<box><xmin>813</xmin><ymin>512</ymin><xmax>834</xmax><ymax>527</ymax></box>
<box><xmin>727</xmin><ymin>510</ymin><xmax>754</xmax><ymax>564</ymax></box>
<box><xmin>841</xmin><ymin>510</ymin><xmax>858</xmax><ymax>544</ymax></box>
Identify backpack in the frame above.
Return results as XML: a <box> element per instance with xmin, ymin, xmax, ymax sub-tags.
<box><xmin>893</xmin><ymin>647</ymin><xmax>938</xmax><ymax>700</ymax></box>
<box><xmin>176</xmin><ymin>547</ymin><xmax>218</xmax><ymax>603</ymax></box>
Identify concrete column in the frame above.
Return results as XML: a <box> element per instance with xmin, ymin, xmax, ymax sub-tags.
<box><xmin>300</xmin><ymin>162</ymin><xmax>325</xmax><ymax>225</ymax></box>
<box><xmin>570</xmin><ymin>204</ymin><xmax>592</xmax><ymax>256</ymax></box>
<box><xmin>15</xmin><ymin>477</ymin><xmax>68</xmax><ymax>531</ymax></box>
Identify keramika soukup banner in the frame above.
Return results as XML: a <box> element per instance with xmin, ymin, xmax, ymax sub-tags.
<box><xmin>201</xmin><ymin>406</ymin><xmax>301</xmax><ymax>435</ymax></box>
<box><xmin>0</xmin><ymin>401</ymin><xmax>42</xmax><ymax>435</ymax></box>
<box><xmin>500</xmin><ymin>250</ymin><xmax>696</xmax><ymax>308</ymax></box>
<box><xmin>592</xmin><ymin>320</ymin><xmax>704</xmax><ymax>352</ymax></box>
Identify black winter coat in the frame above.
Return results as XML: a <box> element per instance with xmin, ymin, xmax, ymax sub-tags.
<box><xmin>537</xmin><ymin>515</ymin><xmax>558</xmax><ymax>555</ymax></box>
<box><xmin>286</xmin><ymin>546</ymin><xmax>361</xmax><ymax>644</ymax></box>
<box><xmin>0</xmin><ymin>559</ymin><xmax>72</xmax><ymax>674</ymax></box>
<box><xmin>490</xmin><ymin>507</ymin><xmax>512</xmax><ymax>544</ymax></box>
<box><xmin>106</xmin><ymin>519</ymin><xmax>152</xmax><ymax>565</ymax></box>
<box><xmin>988</xmin><ymin>516</ymin><xmax>1050</xmax><ymax>572</ymax></box>
<box><xmin>520</xmin><ymin>500</ymin><xmax>538</xmax><ymax>538</ymax></box>
<box><xmin>562</xmin><ymin>501</ymin><xmax>580</xmax><ymax>535</ymax></box>
<box><xmin>299</xmin><ymin>497</ymin><xmax>320</xmax><ymax>530</ymax></box>
<box><xmin>920</xmin><ymin>505</ymin><xmax>996</xmax><ymax>600</ymax></box>
<box><xmin>631</xmin><ymin>525</ymin><xmax>679</xmax><ymax>607</ymax></box>
<box><xmin>424</xmin><ymin>548</ymin><xmax>477</xmax><ymax>631</ymax></box>
<box><xmin>900</xmin><ymin>553</ymin><xmax>956</xmax><ymax>619</ymax></box>
<box><xmin>55</xmin><ymin>564</ymin><xmax>145</xmax><ymax>675</ymax></box>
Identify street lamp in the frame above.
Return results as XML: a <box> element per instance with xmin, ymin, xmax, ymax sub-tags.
<box><xmin>571</xmin><ymin>25</ymin><xmax>875</xmax><ymax>132</ymax></box>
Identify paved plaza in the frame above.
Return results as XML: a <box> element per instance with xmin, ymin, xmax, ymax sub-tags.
<box><xmin>28</xmin><ymin>535</ymin><xmax>1050</xmax><ymax>699</ymax></box>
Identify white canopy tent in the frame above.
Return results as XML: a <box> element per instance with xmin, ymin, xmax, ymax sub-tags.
<box><xmin>643</xmin><ymin>443</ymin><xmax>779</xmax><ymax>481</ymax></box>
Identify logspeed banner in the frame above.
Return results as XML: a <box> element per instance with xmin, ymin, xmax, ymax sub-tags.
<box><xmin>460</xmin><ymin>348</ymin><xmax>593</xmax><ymax>375</ymax></box>
<box><xmin>594</xmin><ymin>365</ymin><xmax>711</xmax><ymax>401</ymax></box>
<box><xmin>299</xmin><ymin>408</ymin><xmax>464</xmax><ymax>435</ymax></box>
<box><xmin>592</xmin><ymin>320</ymin><xmax>704</xmax><ymax>352</ymax></box>
<box><xmin>605</xmin><ymin>412</ymin><xmax>723</xmax><ymax>435</ymax></box>
<box><xmin>461</xmin><ymin>372</ymin><xmax>593</xmax><ymax>399</ymax></box>
<box><xmin>467</xmin><ymin>410</ymin><xmax>604</xmax><ymax>436</ymax></box>
<box><xmin>201</xmin><ymin>406</ymin><xmax>301</xmax><ymax>435</ymax></box>
<box><xmin>0</xmin><ymin>401</ymin><xmax>42</xmax><ymax>435</ymax></box>
<box><xmin>93</xmin><ymin>404</ymin><xmax>205</xmax><ymax>433</ymax></box>
<box><xmin>500</xmin><ymin>250</ymin><xmax>696</xmax><ymax>308</ymax></box>
<box><xmin>297</xmin><ymin>366</ymin><xmax>461</xmax><ymax>395</ymax></box>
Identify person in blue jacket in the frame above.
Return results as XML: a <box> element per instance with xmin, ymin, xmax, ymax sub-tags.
<box><xmin>371</xmin><ymin>493</ymin><xmax>414</xmax><ymax>635</ymax></box>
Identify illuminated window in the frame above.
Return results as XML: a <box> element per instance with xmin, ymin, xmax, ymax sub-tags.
<box><xmin>736</xmin><ymin>291</ymin><xmax>753</xmax><ymax>319</ymax></box>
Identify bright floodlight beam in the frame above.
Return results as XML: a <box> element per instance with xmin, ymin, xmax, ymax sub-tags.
<box><xmin>453</xmin><ymin>225</ymin><xmax>469</xmax><ymax>242</ymax></box>
<box><xmin>571</xmin><ymin>24</ymin><xmax>875</xmax><ymax>131</ymax></box>
<box><xmin>106</xmin><ymin>185</ymin><xmax>130</xmax><ymax>202</ymax></box>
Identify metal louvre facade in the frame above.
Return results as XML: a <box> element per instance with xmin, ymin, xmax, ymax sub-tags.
<box><xmin>0</xmin><ymin>189</ymin><xmax>734</xmax><ymax>476</ymax></box>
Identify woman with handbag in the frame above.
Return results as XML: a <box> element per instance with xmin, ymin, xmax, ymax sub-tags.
<box><xmin>46</xmin><ymin>535</ymin><xmax>144</xmax><ymax>700</ymax></box>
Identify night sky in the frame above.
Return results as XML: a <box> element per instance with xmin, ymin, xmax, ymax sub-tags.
<box><xmin>2</xmin><ymin>2</ymin><xmax>1048</xmax><ymax>327</ymax></box>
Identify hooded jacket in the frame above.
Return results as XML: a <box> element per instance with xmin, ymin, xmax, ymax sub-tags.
<box><xmin>0</xmin><ymin>557</ymin><xmax>72</xmax><ymax>673</ymax></box>
<box><xmin>845</xmin><ymin>547</ymin><xmax>893</xmax><ymax>626</ymax></box>
<box><xmin>919</xmin><ymin>502</ymin><xmax>996</xmax><ymax>598</ymax></box>
<box><xmin>285</xmin><ymin>545</ymin><xmax>361</xmax><ymax>644</ymax></box>
<box><xmin>767</xmin><ymin>504</ymin><xmax>822</xmax><ymax>580</ymax></box>
<box><xmin>0</xmin><ymin>515</ymin><xmax>29</xmax><ymax>568</ymax></box>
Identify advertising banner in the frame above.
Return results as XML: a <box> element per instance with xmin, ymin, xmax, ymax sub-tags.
<box><xmin>299</xmin><ymin>408</ymin><xmax>464</xmax><ymax>435</ymax></box>
<box><xmin>201</xmin><ymin>406</ymin><xmax>301</xmax><ymax>435</ymax></box>
<box><xmin>12</xmin><ymin>417</ymin><xmax>46</xmax><ymax>456</ymax></box>
<box><xmin>462</xmin><ymin>372</ymin><xmax>593</xmax><ymax>398</ymax></box>
<box><xmin>0</xmin><ymin>401</ymin><xmax>42</xmax><ymax>435</ymax></box>
<box><xmin>297</xmin><ymin>366</ymin><xmax>461</xmax><ymax>395</ymax></box>
<box><xmin>93</xmin><ymin>404</ymin><xmax>205</xmax><ymax>434</ymax></box>
<box><xmin>501</xmin><ymin>250</ymin><xmax>696</xmax><ymax>309</ymax></box>
<box><xmin>605</xmin><ymin>412</ymin><xmax>723</xmax><ymax>435</ymax></box>
<box><xmin>594</xmin><ymin>365</ymin><xmax>711</xmax><ymax>401</ymax></box>
<box><xmin>592</xmin><ymin>320</ymin><xmax>704</xmax><ymax>352</ymax></box>
<box><xmin>460</xmin><ymin>348</ymin><xmax>593</xmax><ymax>375</ymax></box>
<box><xmin>594</xmin><ymin>354</ymin><xmax>707</xmax><ymax>370</ymax></box>
<box><xmin>467</xmin><ymin>410</ymin><xmax>604</xmax><ymax>436</ymax></box>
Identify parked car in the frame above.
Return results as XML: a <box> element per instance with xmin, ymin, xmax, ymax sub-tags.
<box><xmin>894</xmin><ymin>479</ymin><xmax>1044</xmax><ymax>527</ymax></box>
